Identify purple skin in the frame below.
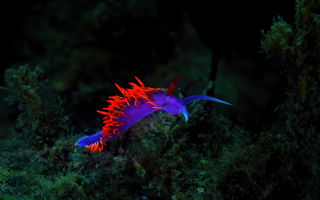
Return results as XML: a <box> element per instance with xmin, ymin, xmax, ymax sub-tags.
<box><xmin>75</xmin><ymin>92</ymin><xmax>232</xmax><ymax>148</ymax></box>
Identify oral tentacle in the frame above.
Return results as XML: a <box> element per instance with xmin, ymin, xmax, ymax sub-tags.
<box><xmin>178</xmin><ymin>105</ymin><xmax>190</xmax><ymax>122</ymax></box>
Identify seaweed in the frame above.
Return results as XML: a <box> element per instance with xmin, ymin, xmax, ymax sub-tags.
<box><xmin>1</xmin><ymin>65</ymin><xmax>70</xmax><ymax>148</ymax></box>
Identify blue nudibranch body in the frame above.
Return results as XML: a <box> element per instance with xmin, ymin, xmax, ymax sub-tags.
<box><xmin>75</xmin><ymin>75</ymin><xmax>232</xmax><ymax>152</ymax></box>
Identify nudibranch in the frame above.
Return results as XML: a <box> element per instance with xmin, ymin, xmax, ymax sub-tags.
<box><xmin>75</xmin><ymin>75</ymin><xmax>232</xmax><ymax>152</ymax></box>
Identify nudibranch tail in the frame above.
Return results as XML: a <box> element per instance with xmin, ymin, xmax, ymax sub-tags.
<box><xmin>75</xmin><ymin>130</ymin><xmax>105</xmax><ymax>152</ymax></box>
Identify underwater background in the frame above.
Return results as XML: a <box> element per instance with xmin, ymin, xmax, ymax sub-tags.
<box><xmin>0</xmin><ymin>0</ymin><xmax>319</xmax><ymax>199</ymax></box>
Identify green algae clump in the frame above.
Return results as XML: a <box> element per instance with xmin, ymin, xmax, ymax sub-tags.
<box><xmin>2</xmin><ymin>65</ymin><xmax>70</xmax><ymax>148</ymax></box>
